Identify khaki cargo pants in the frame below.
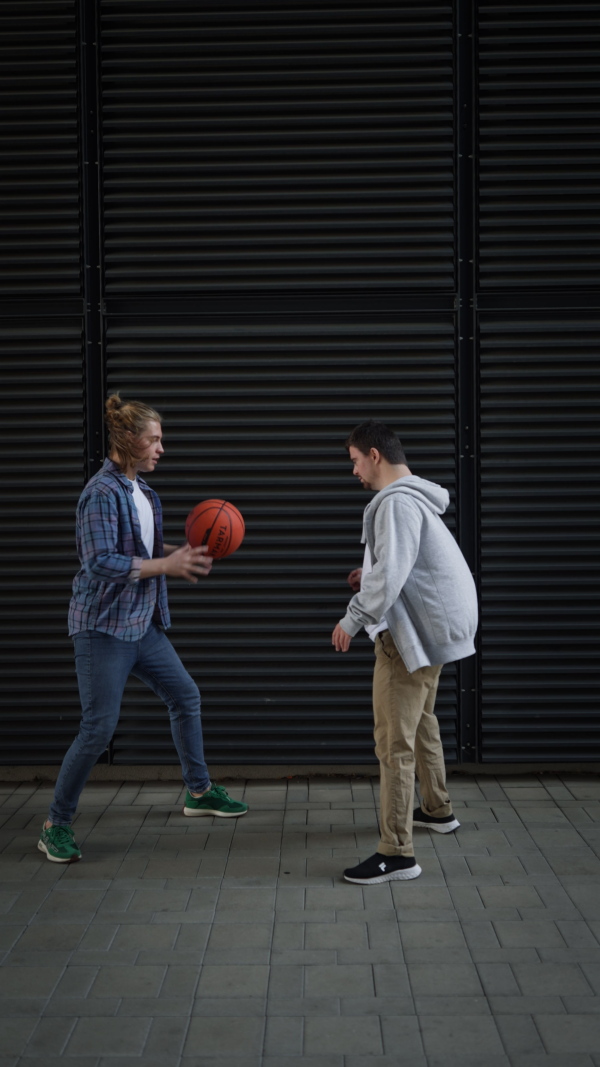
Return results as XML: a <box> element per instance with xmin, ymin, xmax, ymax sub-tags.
<box><xmin>373</xmin><ymin>629</ymin><xmax>452</xmax><ymax>857</ymax></box>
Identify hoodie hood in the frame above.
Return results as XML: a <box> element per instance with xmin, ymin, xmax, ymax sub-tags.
<box><xmin>361</xmin><ymin>476</ymin><xmax>449</xmax><ymax>541</ymax></box>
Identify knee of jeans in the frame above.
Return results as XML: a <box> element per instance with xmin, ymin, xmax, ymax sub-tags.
<box><xmin>171</xmin><ymin>680</ymin><xmax>201</xmax><ymax>715</ymax></box>
<box><xmin>77</xmin><ymin>728</ymin><xmax>113</xmax><ymax>755</ymax></box>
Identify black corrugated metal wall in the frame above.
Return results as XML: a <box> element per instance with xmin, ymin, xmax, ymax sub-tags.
<box><xmin>1</xmin><ymin>0</ymin><xmax>598</xmax><ymax>767</ymax></box>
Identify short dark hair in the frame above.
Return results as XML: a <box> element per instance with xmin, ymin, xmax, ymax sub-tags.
<box><xmin>345</xmin><ymin>419</ymin><xmax>407</xmax><ymax>465</ymax></box>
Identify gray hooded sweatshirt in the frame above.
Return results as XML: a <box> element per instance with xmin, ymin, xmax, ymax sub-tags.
<box><xmin>339</xmin><ymin>476</ymin><xmax>478</xmax><ymax>673</ymax></box>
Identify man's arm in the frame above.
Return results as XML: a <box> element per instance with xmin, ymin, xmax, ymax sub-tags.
<box><xmin>140</xmin><ymin>544</ymin><xmax>213</xmax><ymax>584</ymax></box>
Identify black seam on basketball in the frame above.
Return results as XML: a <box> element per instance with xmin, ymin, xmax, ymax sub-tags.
<box><xmin>188</xmin><ymin>501</ymin><xmax>231</xmax><ymax>555</ymax></box>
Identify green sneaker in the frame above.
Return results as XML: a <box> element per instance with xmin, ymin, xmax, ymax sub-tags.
<box><xmin>38</xmin><ymin>823</ymin><xmax>82</xmax><ymax>863</ymax></box>
<box><xmin>183</xmin><ymin>784</ymin><xmax>248</xmax><ymax>818</ymax></box>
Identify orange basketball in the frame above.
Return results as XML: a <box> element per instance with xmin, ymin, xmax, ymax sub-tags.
<box><xmin>185</xmin><ymin>499</ymin><xmax>245</xmax><ymax>558</ymax></box>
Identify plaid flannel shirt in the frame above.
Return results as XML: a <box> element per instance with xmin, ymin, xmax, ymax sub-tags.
<box><xmin>68</xmin><ymin>458</ymin><xmax>171</xmax><ymax>640</ymax></box>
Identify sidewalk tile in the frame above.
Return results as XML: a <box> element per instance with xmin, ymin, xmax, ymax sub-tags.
<box><xmin>183</xmin><ymin>1016</ymin><xmax>264</xmax><ymax>1055</ymax></box>
<box><xmin>268</xmin><ymin>997</ymin><xmax>340</xmax><ymax>1015</ymax></box>
<box><xmin>304</xmin><ymin>964</ymin><xmax>374</xmax><ymax>997</ymax></box>
<box><xmin>66</xmin><ymin>1016</ymin><xmax>151</xmax><ymax>1055</ymax></box>
<box><xmin>304</xmin><ymin>1015</ymin><xmax>382</xmax><ymax>1054</ymax></box>
<box><xmin>419</xmin><ymin>1014</ymin><xmax>505</xmax><ymax>1056</ymax></box>
<box><xmin>89</xmin><ymin>965</ymin><xmax>165</xmax><ymax>998</ymax></box>
<box><xmin>535</xmin><ymin>1015</ymin><xmax>600</xmax><ymax>1052</ymax></box>
<box><xmin>23</xmin><ymin>1017</ymin><xmax>77</xmax><ymax>1056</ymax></box>
<box><xmin>264</xmin><ymin>1016</ymin><xmax>303</xmax><ymax>1055</ymax></box>
<box><xmin>495</xmin><ymin>1013</ymin><xmax>546</xmax><ymax>1054</ymax></box>
<box><xmin>406</xmin><ymin>962</ymin><xmax>483</xmax><ymax>996</ymax></box>
<box><xmin>196</xmin><ymin>964</ymin><xmax>269</xmax><ymax>998</ymax></box>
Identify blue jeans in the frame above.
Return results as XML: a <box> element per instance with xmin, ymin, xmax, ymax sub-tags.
<box><xmin>49</xmin><ymin>624</ymin><xmax>211</xmax><ymax>825</ymax></box>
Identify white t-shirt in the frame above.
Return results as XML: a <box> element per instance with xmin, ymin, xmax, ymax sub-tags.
<box><xmin>129</xmin><ymin>478</ymin><xmax>154</xmax><ymax>558</ymax></box>
<box><xmin>361</xmin><ymin>543</ymin><xmax>388</xmax><ymax>641</ymax></box>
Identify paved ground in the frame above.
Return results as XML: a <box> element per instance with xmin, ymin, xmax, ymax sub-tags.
<box><xmin>1</xmin><ymin>773</ymin><xmax>600</xmax><ymax>1066</ymax></box>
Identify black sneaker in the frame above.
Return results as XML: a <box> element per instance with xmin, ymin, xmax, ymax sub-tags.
<box><xmin>413</xmin><ymin>806</ymin><xmax>460</xmax><ymax>833</ymax></box>
<box><xmin>343</xmin><ymin>852</ymin><xmax>421</xmax><ymax>885</ymax></box>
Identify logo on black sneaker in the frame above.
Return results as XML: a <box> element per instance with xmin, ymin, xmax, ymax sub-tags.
<box><xmin>378</xmin><ymin>861</ymin><xmax>387</xmax><ymax>871</ymax></box>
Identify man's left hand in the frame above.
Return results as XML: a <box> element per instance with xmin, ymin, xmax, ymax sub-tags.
<box><xmin>332</xmin><ymin>623</ymin><xmax>352</xmax><ymax>652</ymax></box>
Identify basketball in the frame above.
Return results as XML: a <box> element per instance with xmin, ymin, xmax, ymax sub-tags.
<box><xmin>185</xmin><ymin>499</ymin><xmax>245</xmax><ymax>558</ymax></box>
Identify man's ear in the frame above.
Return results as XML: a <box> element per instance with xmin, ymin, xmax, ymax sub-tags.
<box><xmin>370</xmin><ymin>447</ymin><xmax>380</xmax><ymax>463</ymax></box>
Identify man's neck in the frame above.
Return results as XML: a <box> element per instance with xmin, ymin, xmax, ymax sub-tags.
<box><xmin>375</xmin><ymin>463</ymin><xmax>412</xmax><ymax>490</ymax></box>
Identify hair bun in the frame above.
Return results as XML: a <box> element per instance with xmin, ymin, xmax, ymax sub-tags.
<box><xmin>105</xmin><ymin>393</ymin><xmax>123</xmax><ymax>417</ymax></box>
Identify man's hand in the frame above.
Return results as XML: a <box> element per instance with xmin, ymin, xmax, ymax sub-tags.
<box><xmin>347</xmin><ymin>567</ymin><xmax>362</xmax><ymax>592</ymax></box>
<box><xmin>163</xmin><ymin>544</ymin><xmax>213</xmax><ymax>584</ymax></box>
<box><xmin>332</xmin><ymin>623</ymin><xmax>352</xmax><ymax>652</ymax></box>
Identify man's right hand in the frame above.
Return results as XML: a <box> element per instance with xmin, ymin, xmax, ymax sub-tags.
<box><xmin>347</xmin><ymin>567</ymin><xmax>362</xmax><ymax>592</ymax></box>
<box><xmin>163</xmin><ymin>544</ymin><xmax>213</xmax><ymax>584</ymax></box>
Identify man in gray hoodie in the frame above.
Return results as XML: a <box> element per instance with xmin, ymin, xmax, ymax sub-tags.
<box><xmin>332</xmin><ymin>420</ymin><xmax>478</xmax><ymax>885</ymax></box>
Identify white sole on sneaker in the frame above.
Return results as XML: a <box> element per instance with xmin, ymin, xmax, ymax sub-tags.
<box><xmin>182</xmin><ymin>805</ymin><xmax>247</xmax><ymax>818</ymax></box>
<box><xmin>37</xmin><ymin>840</ymin><xmax>81</xmax><ymax>863</ymax></box>
<box><xmin>344</xmin><ymin>863</ymin><xmax>422</xmax><ymax>885</ymax></box>
<box><xmin>413</xmin><ymin>818</ymin><xmax>460</xmax><ymax>833</ymax></box>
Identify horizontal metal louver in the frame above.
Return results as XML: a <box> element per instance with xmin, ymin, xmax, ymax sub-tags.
<box><xmin>479</xmin><ymin>313</ymin><xmax>600</xmax><ymax>761</ymax></box>
<box><xmin>0</xmin><ymin>320</ymin><xmax>85</xmax><ymax>764</ymax></box>
<box><xmin>106</xmin><ymin>314</ymin><xmax>459</xmax><ymax>764</ymax></box>
<box><xmin>99</xmin><ymin>0</ymin><xmax>455</xmax><ymax>295</ymax></box>
<box><xmin>477</xmin><ymin>1</ymin><xmax>600</xmax><ymax>289</ymax></box>
<box><xmin>0</xmin><ymin>1</ymin><xmax>81</xmax><ymax>298</ymax></box>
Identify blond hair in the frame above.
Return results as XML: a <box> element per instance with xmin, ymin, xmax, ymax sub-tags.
<box><xmin>105</xmin><ymin>393</ymin><xmax>162</xmax><ymax>472</ymax></box>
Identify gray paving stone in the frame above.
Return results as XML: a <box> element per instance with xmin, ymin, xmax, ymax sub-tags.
<box><xmin>0</xmin><ymin>965</ymin><xmax>63</xmax><ymax>997</ymax></box>
<box><xmin>203</xmin><ymin>947</ymin><xmax>271</xmax><ymax>965</ymax></box>
<box><xmin>263</xmin><ymin>1058</ymin><xmax>342</xmax><ymax>1067</ymax></box>
<box><xmin>415</xmin><ymin>995</ymin><xmax>491</xmax><ymax>1014</ymax></box>
<box><xmin>487</xmin><ymin>995</ymin><xmax>566</xmax><ymax>1014</ymax></box>
<box><xmin>193</xmin><ymin>997</ymin><xmax>267</xmax><ymax>1016</ymax></box>
<box><xmin>567</xmin><ymin>886</ymin><xmax>600</xmax><ymax>920</ymax></box>
<box><xmin>400</xmin><ymin>922</ymin><xmax>466</xmax><ymax>951</ymax></box>
<box><xmin>264</xmin><ymin>1016</ymin><xmax>303</xmax><ymax>1055</ymax></box>
<box><xmin>340</xmin><ymin>996</ymin><xmax>413</xmax><ymax>1015</ymax></box>
<box><xmin>22</xmin><ymin>1016</ymin><xmax>77</xmax><ymax>1056</ymax></box>
<box><xmin>381</xmin><ymin>1013</ymin><xmax>424</xmax><ymax>1054</ymax></box>
<box><xmin>144</xmin><ymin>1016</ymin><xmax>189</xmax><ymax>1058</ymax></box>
<box><xmin>43</xmin><ymin>997</ymin><xmax>120</xmax><ymax>1016</ymax></box>
<box><xmin>270</xmin><ymin>949</ymin><xmax>337</xmax><ymax>965</ymax></box>
<box><xmin>582</xmin><ymin>965</ymin><xmax>600</xmax><ymax>994</ymax></box>
<box><xmin>207</xmin><ymin>922</ymin><xmax>272</xmax><ymax>949</ymax></box>
<box><xmin>267</xmin><ymin>997</ymin><xmax>340</xmax><ymax>1015</ymax></box>
<box><xmin>66</xmin><ymin>1016</ymin><xmax>152</xmax><ymax>1055</ymax></box>
<box><xmin>407</xmin><ymin>962</ymin><xmax>484</xmax><ymax>996</ymax></box>
<box><xmin>558</xmin><ymin>920</ymin><xmax>600</xmax><ymax>947</ymax></box>
<box><xmin>419</xmin><ymin>1014</ymin><xmax>505</xmax><ymax>1056</ymax></box>
<box><xmin>494</xmin><ymin>920</ymin><xmax>567</xmax><ymax>948</ymax></box>
<box><xmin>510</xmin><ymin>1056</ymin><xmax>595</xmax><ymax>1067</ymax></box>
<box><xmin>345</xmin><ymin>1058</ymin><xmax>425</xmax><ymax>1067</ymax></box>
<box><xmin>338</xmin><ymin>947</ymin><xmax>406</xmax><ymax>965</ymax></box>
<box><xmin>196</xmin><ymin>964</ymin><xmax>269</xmax><ymax>998</ymax></box>
<box><xmin>0</xmin><ymin>997</ymin><xmax>47</xmax><ymax>1017</ymax></box>
<box><xmin>183</xmin><ymin>1016</ymin><xmax>264</xmax><ymax>1055</ymax></box>
<box><xmin>304</xmin><ymin>923</ymin><xmax>367</xmax><ymax>949</ymax></box>
<box><xmin>89</xmin><ymin>964</ymin><xmax>165</xmax><ymax>997</ymax></box>
<box><xmin>304</xmin><ymin>963</ymin><xmax>375</xmax><ymax>998</ymax></box>
<box><xmin>477</xmin><ymin>962</ymin><xmax>521</xmax><ymax>995</ymax></box>
<box><xmin>304</xmin><ymin>1015</ymin><xmax>382</xmax><ymax>1054</ymax></box>
<box><xmin>0</xmin><ymin>1018</ymin><xmax>37</xmax><ymax>1054</ymax></box>
<box><xmin>562</xmin><ymin>997</ymin><xmax>600</xmax><ymax>1013</ymax></box>
<box><xmin>535</xmin><ymin>1014</ymin><xmax>600</xmax><ymax>1053</ymax></box>
<box><xmin>267</xmin><ymin>965</ymin><xmax>304</xmax><ymax>999</ymax></box>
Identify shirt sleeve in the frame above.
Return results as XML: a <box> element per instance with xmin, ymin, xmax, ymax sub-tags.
<box><xmin>78</xmin><ymin>489</ymin><xmax>141</xmax><ymax>583</ymax></box>
<box><xmin>339</xmin><ymin>497</ymin><xmax>422</xmax><ymax>636</ymax></box>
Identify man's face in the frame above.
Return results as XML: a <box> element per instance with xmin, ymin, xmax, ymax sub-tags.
<box><xmin>349</xmin><ymin>445</ymin><xmax>379</xmax><ymax>490</ymax></box>
<box><xmin>134</xmin><ymin>420</ymin><xmax>164</xmax><ymax>474</ymax></box>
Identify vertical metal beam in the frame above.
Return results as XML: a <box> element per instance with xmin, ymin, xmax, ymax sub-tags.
<box><xmin>455</xmin><ymin>0</ymin><xmax>479</xmax><ymax>762</ymax></box>
<box><xmin>78</xmin><ymin>0</ymin><xmax>104</xmax><ymax>481</ymax></box>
